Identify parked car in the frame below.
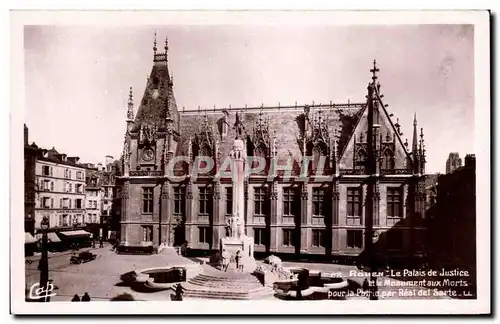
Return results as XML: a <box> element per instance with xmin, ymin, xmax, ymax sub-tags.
<box><xmin>70</xmin><ymin>251</ymin><xmax>97</xmax><ymax>264</ymax></box>
<box><xmin>120</xmin><ymin>271</ymin><xmax>138</xmax><ymax>284</ymax></box>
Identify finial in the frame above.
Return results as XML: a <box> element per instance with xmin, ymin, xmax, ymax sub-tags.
<box><xmin>404</xmin><ymin>139</ymin><xmax>408</xmax><ymax>147</ymax></box>
<box><xmin>153</xmin><ymin>31</ymin><xmax>157</xmax><ymax>54</ymax></box>
<box><xmin>370</xmin><ymin>59</ymin><xmax>379</xmax><ymax>81</ymax></box>
<box><xmin>420</xmin><ymin>127</ymin><xmax>424</xmax><ymax>139</ymax></box>
<box><xmin>127</xmin><ymin>87</ymin><xmax>134</xmax><ymax>121</ymax></box>
<box><xmin>164</xmin><ymin>36</ymin><xmax>169</xmax><ymax>53</ymax></box>
<box><xmin>128</xmin><ymin>87</ymin><xmax>133</xmax><ymax>103</ymax></box>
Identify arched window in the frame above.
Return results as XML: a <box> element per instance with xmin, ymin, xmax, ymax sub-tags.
<box><xmin>311</xmin><ymin>142</ymin><xmax>327</xmax><ymax>172</ymax></box>
<box><xmin>200</xmin><ymin>145</ymin><xmax>211</xmax><ymax>157</ymax></box>
<box><xmin>197</xmin><ymin>145</ymin><xmax>212</xmax><ymax>174</ymax></box>
<box><xmin>382</xmin><ymin>149</ymin><xmax>394</xmax><ymax>170</ymax></box>
<box><xmin>355</xmin><ymin>149</ymin><xmax>368</xmax><ymax>170</ymax></box>
<box><xmin>252</xmin><ymin>143</ymin><xmax>267</xmax><ymax>174</ymax></box>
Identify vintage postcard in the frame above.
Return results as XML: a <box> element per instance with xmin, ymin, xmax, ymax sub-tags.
<box><xmin>10</xmin><ymin>10</ymin><xmax>490</xmax><ymax>315</ymax></box>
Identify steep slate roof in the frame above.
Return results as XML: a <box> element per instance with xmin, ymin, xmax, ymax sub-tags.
<box><xmin>337</xmin><ymin>62</ymin><xmax>415</xmax><ymax>171</ymax></box>
<box><xmin>177</xmin><ymin>103</ymin><xmax>364</xmax><ymax>167</ymax></box>
<box><xmin>132</xmin><ymin>62</ymin><xmax>180</xmax><ymax>133</ymax></box>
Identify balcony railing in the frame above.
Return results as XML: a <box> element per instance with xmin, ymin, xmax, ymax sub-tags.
<box><xmin>339</xmin><ymin>169</ymin><xmax>366</xmax><ymax>175</ymax></box>
<box><xmin>339</xmin><ymin>168</ymin><xmax>413</xmax><ymax>176</ymax></box>
<box><xmin>381</xmin><ymin>168</ymin><xmax>413</xmax><ymax>175</ymax></box>
<box><xmin>130</xmin><ymin>170</ymin><xmax>163</xmax><ymax>177</ymax></box>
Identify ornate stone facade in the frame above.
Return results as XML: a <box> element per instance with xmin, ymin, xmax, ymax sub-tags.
<box><xmin>117</xmin><ymin>39</ymin><xmax>428</xmax><ymax>262</ymax></box>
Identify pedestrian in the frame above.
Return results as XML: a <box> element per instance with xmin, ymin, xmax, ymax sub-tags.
<box><xmin>362</xmin><ymin>278</ymin><xmax>369</xmax><ymax>291</ymax></box>
<box><xmin>71</xmin><ymin>294</ymin><xmax>80</xmax><ymax>302</ymax></box>
<box><xmin>235</xmin><ymin>250</ymin><xmax>242</xmax><ymax>272</ymax></box>
<box><xmin>174</xmin><ymin>284</ymin><xmax>185</xmax><ymax>301</ymax></box>
<box><xmin>221</xmin><ymin>249</ymin><xmax>229</xmax><ymax>272</ymax></box>
<box><xmin>81</xmin><ymin>292</ymin><xmax>91</xmax><ymax>301</ymax></box>
<box><xmin>48</xmin><ymin>279</ymin><xmax>58</xmax><ymax>290</ymax></box>
<box><xmin>99</xmin><ymin>239</ymin><xmax>103</xmax><ymax>248</ymax></box>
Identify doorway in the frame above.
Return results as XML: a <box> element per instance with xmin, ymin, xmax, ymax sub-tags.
<box><xmin>173</xmin><ymin>225</ymin><xmax>186</xmax><ymax>247</ymax></box>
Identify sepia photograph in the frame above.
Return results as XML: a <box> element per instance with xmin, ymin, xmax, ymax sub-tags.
<box><xmin>10</xmin><ymin>10</ymin><xmax>490</xmax><ymax>315</ymax></box>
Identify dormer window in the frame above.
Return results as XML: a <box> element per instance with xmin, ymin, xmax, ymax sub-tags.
<box><xmin>355</xmin><ymin>149</ymin><xmax>368</xmax><ymax>170</ymax></box>
<box><xmin>152</xmin><ymin>76</ymin><xmax>159</xmax><ymax>89</ymax></box>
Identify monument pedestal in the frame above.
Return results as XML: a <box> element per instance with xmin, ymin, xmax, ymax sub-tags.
<box><xmin>220</xmin><ymin>235</ymin><xmax>256</xmax><ymax>273</ymax></box>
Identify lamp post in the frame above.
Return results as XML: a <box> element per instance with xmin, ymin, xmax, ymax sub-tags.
<box><xmin>39</xmin><ymin>216</ymin><xmax>50</xmax><ymax>302</ymax></box>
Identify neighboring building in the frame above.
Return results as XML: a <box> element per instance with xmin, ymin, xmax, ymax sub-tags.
<box><xmin>101</xmin><ymin>158</ymin><xmax>122</xmax><ymax>241</ymax></box>
<box><xmin>425</xmin><ymin>154</ymin><xmax>476</xmax><ymax>297</ymax></box>
<box><xmin>424</xmin><ymin>173</ymin><xmax>439</xmax><ymax>213</ymax></box>
<box><xmin>117</xmin><ymin>37</ymin><xmax>429</xmax><ymax>261</ymax></box>
<box><xmin>84</xmin><ymin>165</ymin><xmax>103</xmax><ymax>239</ymax></box>
<box><xmin>34</xmin><ymin>147</ymin><xmax>87</xmax><ymax>231</ymax></box>
<box><xmin>446</xmin><ymin>152</ymin><xmax>462</xmax><ymax>174</ymax></box>
<box><xmin>24</xmin><ymin>124</ymin><xmax>37</xmax><ymax>235</ymax></box>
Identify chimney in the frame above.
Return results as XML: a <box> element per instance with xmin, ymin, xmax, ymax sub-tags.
<box><xmin>465</xmin><ymin>154</ymin><xmax>476</xmax><ymax>168</ymax></box>
<box><xmin>67</xmin><ymin>156</ymin><xmax>80</xmax><ymax>164</ymax></box>
<box><xmin>105</xmin><ymin>155</ymin><xmax>114</xmax><ymax>166</ymax></box>
<box><xmin>24</xmin><ymin>124</ymin><xmax>28</xmax><ymax>146</ymax></box>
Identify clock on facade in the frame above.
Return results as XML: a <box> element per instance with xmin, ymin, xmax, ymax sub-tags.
<box><xmin>142</xmin><ymin>148</ymin><xmax>154</xmax><ymax>161</ymax></box>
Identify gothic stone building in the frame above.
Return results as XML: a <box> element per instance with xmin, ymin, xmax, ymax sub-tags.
<box><xmin>118</xmin><ymin>37</ymin><xmax>428</xmax><ymax>262</ymax></box>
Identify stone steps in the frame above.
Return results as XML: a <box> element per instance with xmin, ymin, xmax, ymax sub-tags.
<box><xmin>183</xmin><ymin>267</ymin><xmax>274</xmax><ymax>300</ymax></box>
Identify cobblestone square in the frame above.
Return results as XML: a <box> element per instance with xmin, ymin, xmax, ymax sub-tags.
<box><xmin>25</xmin><ymin>245</ymin><xmax>452</xmax><ymax>302</ymax></box>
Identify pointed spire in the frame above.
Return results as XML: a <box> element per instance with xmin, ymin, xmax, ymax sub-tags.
<box><xmin>153</xmin><ymin>31</ymin><xmax>157</xmax><ymax>55</ymax></box>
<box><xmin>419</xmin><ymin>127</ymin><xmax>425</xmax><ymax>154</ymax></box>
<box><xmin>412</xmin><ymin>113</ymin><xmax>418</xmax><ymax>154</ymax></box>
<box><xmin>370</xmin><ymin>59</ymin><xmax>379</xmax><ymax>82</ymax></box>
<box><xmin>127</xmin><ymin>87</ymin><xmax>134</xmax><ymax>121</ymax></box>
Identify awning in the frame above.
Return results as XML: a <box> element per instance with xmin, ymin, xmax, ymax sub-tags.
<box><xmin>35</xmin><ymin>232</ymin><xmax>62</xmax><ymax>243</ymax></box>
<box><xmin>58</xmin><ymin>230</ymin><xmax>92</xmax><ymax>238</ymax></box>
<box><xmin>25</xmin><ymin>232</ymin><xmax>36</xmax><ymax>244</ymax></box>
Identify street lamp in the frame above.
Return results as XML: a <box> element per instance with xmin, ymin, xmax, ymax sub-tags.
<box><xmin>39</xmin><ymin>216</ymin><xmax>50</xmax><ymax>302</ymax></box>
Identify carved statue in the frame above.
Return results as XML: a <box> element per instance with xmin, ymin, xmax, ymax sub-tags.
<box><xmin>235</xmin><ymin>214</ymin><xmax>243</xmax><ymax>238</ymax></box>
<box><xmin>233</xmin><ymin>112</ymin><xmax>245</xmax><ymax>139</ymax></box>
<box><xmin>226</xmin><ymin>214</ymin><xmax>242</xmax><ymax>239</ymax></box>
<box><xmin>225</xmin><ymin>217</ymin><xmax>233</xmax><ymax>238</ymax></box>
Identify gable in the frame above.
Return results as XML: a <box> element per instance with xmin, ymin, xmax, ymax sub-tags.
<box><xmin>339</xmin><ymin>99</ymin><xmax>412</xmax><ymax>171</ymax></box>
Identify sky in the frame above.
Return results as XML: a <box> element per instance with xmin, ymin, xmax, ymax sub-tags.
<box><xmin>24</xmin><ymin>24</ymin><xmax>474</xmax><ymax>174</ymax></box>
